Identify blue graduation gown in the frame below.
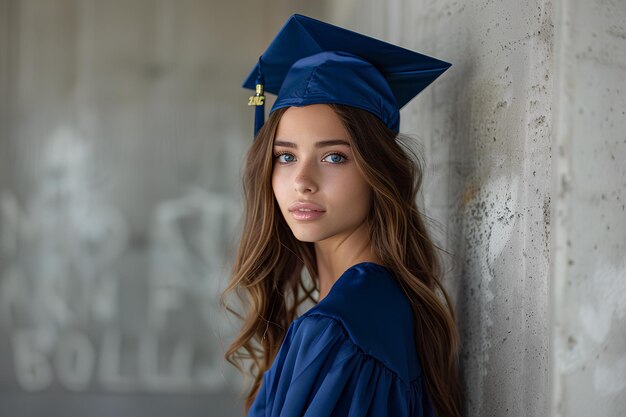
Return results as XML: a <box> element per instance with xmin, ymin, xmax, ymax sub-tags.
<box><xmin>247</xmin><ymin>262</ymin><xmax>436</xmax><ymax>417</ymax></box>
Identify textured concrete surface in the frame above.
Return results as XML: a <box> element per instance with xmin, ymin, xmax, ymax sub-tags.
<box><xmin>551</xmin><ymin>0</ymin><xmax>626</xmax><ymax>416</ymax></box>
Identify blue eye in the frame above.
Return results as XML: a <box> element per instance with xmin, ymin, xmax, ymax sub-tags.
<box><xmin>323</xmin><ymin>153</ymin><xmax>347</xmax><ymax>164</ymax></box>
<box><xmin>275</xmin><ymin>153</ymin><xmax>295</xmax><ymax>163</ymax></box>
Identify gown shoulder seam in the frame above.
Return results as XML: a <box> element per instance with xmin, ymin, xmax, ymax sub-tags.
<box><xmin>299</xmin><ymin>312</ymin><xmax>423</xmax><ymax>385</ymax></box>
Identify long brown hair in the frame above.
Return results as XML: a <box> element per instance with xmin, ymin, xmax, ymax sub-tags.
<box><xmin>220</xmin><ymin>103</ymin><xmax>463</xmax><ymax>417</ymax></box>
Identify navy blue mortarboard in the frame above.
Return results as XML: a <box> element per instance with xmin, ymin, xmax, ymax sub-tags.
<box><xmin>242</xmin><ymin>14</ymin><xmax>452</xmax><ymax>139</ymax></box>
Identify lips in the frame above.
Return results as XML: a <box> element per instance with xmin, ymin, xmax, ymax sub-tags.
<box><xmin>288</xmin><ymin>202</ymin><xmax>326</xmax><ymax>212</ymax></box>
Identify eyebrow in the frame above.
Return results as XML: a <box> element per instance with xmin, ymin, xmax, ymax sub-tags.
<box><xmin>273</xmin><ymin>139</ymin><xmax>351</xmax><ymax>149</ymax></box>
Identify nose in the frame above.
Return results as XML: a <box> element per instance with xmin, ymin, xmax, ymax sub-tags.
<box><xmin>293</xmin><ymin>157</ymin><xmax>318</xmax><ymax>194</ymax></box>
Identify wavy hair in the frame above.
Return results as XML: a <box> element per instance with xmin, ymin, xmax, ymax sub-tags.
<box><xmin>220</xmin><ymin>103</ymin><xmax>463</xmax><ymax>417</ymax></box>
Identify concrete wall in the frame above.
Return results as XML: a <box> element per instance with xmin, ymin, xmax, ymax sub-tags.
<box><xmin>326</xmin><ymin>1</ymin><xmax>625</xmax><ymax>417</ymax></box>
<box><xmin>551</xmin><ymin>0</ymin><xmax>626</xmax><ymax>416</ymax></box>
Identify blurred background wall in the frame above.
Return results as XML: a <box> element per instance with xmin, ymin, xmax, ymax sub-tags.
<box><xmin>0</xmin><ymin>1</ymin><xmax>624</xmax><ymax>417</ymax></box>
<box><xmin>0</xmin><ymin>1</ymin><xmax>324</xmax><ymax>416</ymax></box>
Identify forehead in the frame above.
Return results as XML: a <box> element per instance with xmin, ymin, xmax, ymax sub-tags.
<box><xmin>274</xmin><ymin>104</ymin><xmax>350</xmax><ymax>143</ymax></box>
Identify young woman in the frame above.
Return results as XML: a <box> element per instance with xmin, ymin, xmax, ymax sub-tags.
<box><xmin>221</xmin><ymin>14</ymin><xmax>462</xmax><ymax>417</ymax></box>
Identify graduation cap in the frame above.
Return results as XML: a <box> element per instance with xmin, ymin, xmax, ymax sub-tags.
<box><xmin>242</xmin><ymin>14</ymin><xmax>452</xmax><ymax>139</ymax></box>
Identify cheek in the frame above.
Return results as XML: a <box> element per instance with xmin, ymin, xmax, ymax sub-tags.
<box><xmin>271</xmin><ymin>170</ymin><xmax>286</xmax><ymax>204</ymax></box>
<box><xmin>333</xmin><ymin>173</ymin><xmax>372</xmax><ymax>211</ymax></box>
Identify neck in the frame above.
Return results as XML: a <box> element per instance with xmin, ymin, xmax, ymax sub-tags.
<box><xmin>313</xmin><ymin>220</ymin><xmax>382</xmax><ymax>302</ymax></box>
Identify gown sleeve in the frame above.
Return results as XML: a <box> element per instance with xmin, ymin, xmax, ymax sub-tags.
<box><xmin>247</xmin><ymin>313</ymin><xmax>435</xmax><ymax>417</ymax></box>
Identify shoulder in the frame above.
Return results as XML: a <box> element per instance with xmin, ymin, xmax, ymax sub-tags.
<box><xmin>251</xmin><ymin>311</ymin><xmax>433</xmax><ymax>417</ymax></box>
<box><xmin>299</xmin><ymin>262</ymin><xmax>421</xmax><ymax>382</ymax></box>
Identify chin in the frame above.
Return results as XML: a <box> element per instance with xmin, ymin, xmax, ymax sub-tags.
<box><xmin>288</xmin><ymin>226</ymin><xmax>329</xmax><ymax>243</ymax></box>
<box><xmin>290</xmin><ymin>231</ymin><xmax>322</xmax><ymax>243</ymax></box>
